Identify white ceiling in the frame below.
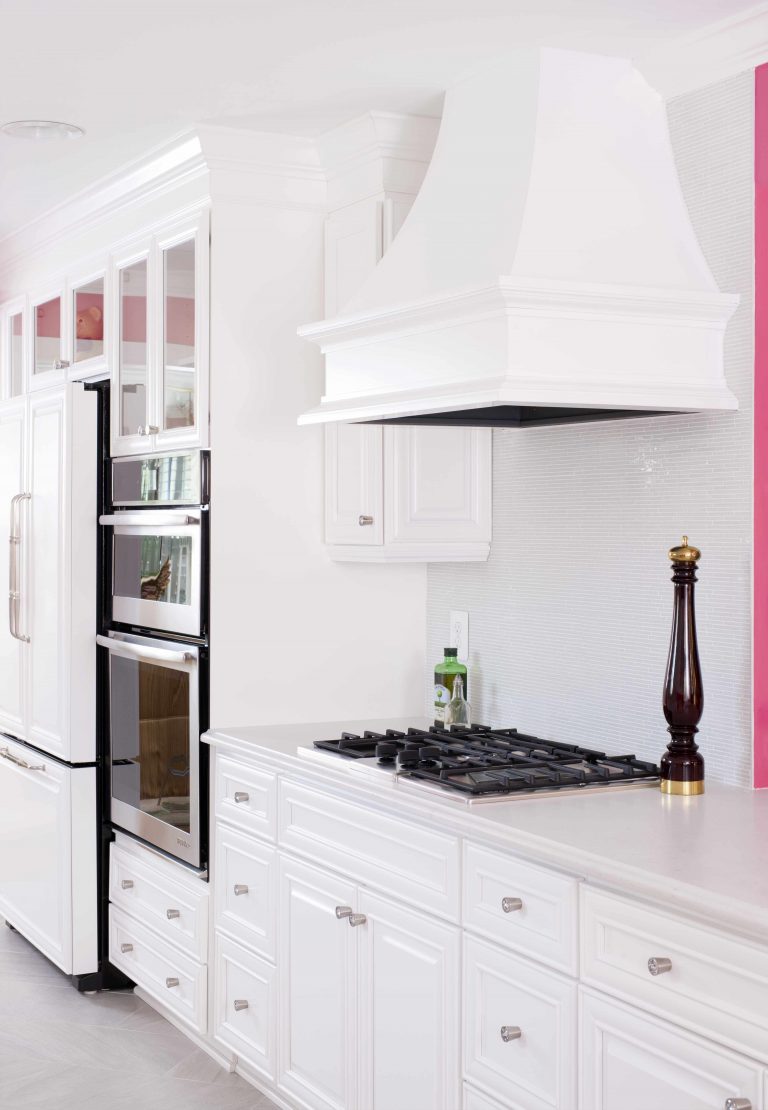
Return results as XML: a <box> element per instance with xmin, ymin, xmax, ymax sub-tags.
<box><xmin>0</xmin><ymin>0</ymin><xmax>760</xmax><ymax>244</ymax></box>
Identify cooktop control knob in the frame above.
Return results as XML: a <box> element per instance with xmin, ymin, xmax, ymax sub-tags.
<box><xmin>375</xmin><ymin>742</ymin><xmax>399</xmax><ymax>763</ymax></box>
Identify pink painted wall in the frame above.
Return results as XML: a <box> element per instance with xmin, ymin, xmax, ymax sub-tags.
<box><xmin>34</xmin><ymin>294</ymin><xmax>194</xmax><ymax>343</ymax></box>
<box><xmin>754</xmin><ymin>64</ymin><xmax>768</xmax><ymax>787</ymax></box>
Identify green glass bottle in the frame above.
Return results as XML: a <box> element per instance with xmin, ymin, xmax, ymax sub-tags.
<box><xmin>434</xmin><ymin>647</ymin><xmax>468</xmax><ymax>726</ymax></box>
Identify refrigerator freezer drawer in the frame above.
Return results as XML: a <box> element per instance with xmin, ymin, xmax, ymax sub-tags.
<box><xmin>0</xmin><ymin>734</ymin><xmax>97</xmax><ymax>976</ymax></box>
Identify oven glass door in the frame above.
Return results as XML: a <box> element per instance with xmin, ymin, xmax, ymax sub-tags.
<box><xmin>98</xmin><ymin>631</ymin><xmax>200</xmax><ymax>867</ymax></box>
<box><xmin>101</xmin><ymin>509</ymin><xmax>203</xmax><ymax>637</ymax></box>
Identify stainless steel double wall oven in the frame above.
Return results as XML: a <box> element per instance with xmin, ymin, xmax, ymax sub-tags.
<box><xmin>98</xmin><ymin>451</ymin><xmax>209</xmax><ymax>868</ymax></box>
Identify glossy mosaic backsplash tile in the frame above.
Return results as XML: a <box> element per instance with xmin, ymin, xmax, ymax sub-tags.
<box><xmin>426</xmin><ymin>70</ymin><xmax>754</xmax><ymax>786</ymax></box>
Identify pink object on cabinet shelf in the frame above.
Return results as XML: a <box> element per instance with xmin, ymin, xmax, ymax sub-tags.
<box><xmin>754</xmin><ymin>64</ymin><xmax>768</xmax><ymax>787</ymax></box>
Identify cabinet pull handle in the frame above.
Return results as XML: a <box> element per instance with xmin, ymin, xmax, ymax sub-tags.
<box><xmin>120</xmin><ymin>943</ymin><xmax>133</xmax><ymax>954</ymax></box>
<box><xmin>501</xmin><ymin>897</ymin><xmax>523</xmax><ymax>913</ymax></box>
<box><xmin>234</xmin><ymin>884</ymin><xmax>249</xmax><ymax>896</ymax></box>
<box><xmin>166</xmin><ymin>909</ymin><xmax>181</xmax><ymax>920</ymax></box>
<box><xmin>358</xmin><ymin>515</ymin><xmax>374</xmax><ymax>526</ymax></box>
<box><xmin>233</xmin><ymin>792</ymin><xmax>249</xmax><ymax>804</ymax></box>
<box><xmin>335</xmin><ymin>906</ymin><xmax>353</xmax><ymax>919</ymax></box>
<box><xmin>233</xmin><ymin>999</ymin><xmax>249</xmax><ymax>1012</ymax></box>
<box><xmin>165</xmin><ymin>977</ymin><xmax>180</xmax><ymax>988</ymax></box>
<box><xmin>8</xmin><ymin>493</ymin><xmax>30</xmax><ymax>643</ymax></box>
<box><xmin>500</xmin><ymin>1025</ymin><xmax>522</xmax><ymax>1042</ymax></box>
<box><xmin>0</xmin><ymin>747</ymin><xmax>44</xmax><ymax>772</ymax></box>
<box><xmin>648</xmin><ymin>957</ymin><xmax>672</xmax><ymax>976</ymax></box>
<box><xmin>138</xmin><ymin>425</ymin><xmax>159</xmax><ymax>436</ymax></box>
<box><xmin>120</xmin><ymin>879</ymin><xmax>134</xmax><ymax>890</ymax></box>
<box><xmin>725</xmin><ymin>1101</ymin><xmax>753</xmax><ymax>1110</ymax></box>
<box><xmin>52</xmin><ymin>359</ymin><xmax>71</xmax><ymax>370</ymax></box>
<box><xmin>348</xmin><ymin>913</ymin><xmax>367</xmax><ymax>927</ymax></box>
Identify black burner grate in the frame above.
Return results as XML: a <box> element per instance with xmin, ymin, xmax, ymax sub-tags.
<box><xmin>313</xmin><ymin>725</ymin><xmax>660</xmax><ymax>797</ymax></box>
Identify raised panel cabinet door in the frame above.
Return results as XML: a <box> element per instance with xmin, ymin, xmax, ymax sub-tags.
<box><xmin>579</xmin><ymin>988</ymin><xmax>763</xmax><ymax>1110</ymax></box>
<box><xmin>0</xmin><ymin>398</ymin><xmax>26</xmax><ymax>740</ymax></box>
<box><xmin>384</xmin><ymin>427</ymin><xmax>492</xmax><ymax>547</ymax></box>
<box><xmin>278</xmin><ymin>855</ymin><xmax>357</xmax><ymax>1110</ymax></box>
<box><xmin>325</xmin><ymin>423</ymin><xmax>383</xmax><ymax>545</ymax></box>
<box><xmin>0</xmin><ymin>734</ymin><xmax>79</xmax><ymax>974</ymax></box>
<box><xmin>356</xmin><ymin>890</ymin><xmax>460</xmax><ymax>1110</ymax></box>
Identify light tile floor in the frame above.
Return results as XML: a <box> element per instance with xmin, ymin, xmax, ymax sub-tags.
<box><xmin>0</xmin><ymin>918</ymin><xmax>278</xmax><ymax>1110</ymax></box>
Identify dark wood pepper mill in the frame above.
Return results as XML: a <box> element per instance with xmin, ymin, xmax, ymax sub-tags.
<box><xmin>661</xmin><ymin>536</ymin><xmax>704</xmax><ymax>795</ymax></box>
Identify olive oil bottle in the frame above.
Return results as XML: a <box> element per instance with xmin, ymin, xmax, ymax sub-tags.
<box><xmin>434</xmin><ymin>647</ymin><xmax>468</xmax><ymax>725</ymax></box>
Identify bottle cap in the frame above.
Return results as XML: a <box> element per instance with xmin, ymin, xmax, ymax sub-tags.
<box><xmin>668</xmin><ymin>535</ymin><xmax>701</xmax><ymax>563</ymax></box>
<box><xmin>444</xmin><ymin>647</ymin><xmax>458</xmax><ymax>657</ymax></box>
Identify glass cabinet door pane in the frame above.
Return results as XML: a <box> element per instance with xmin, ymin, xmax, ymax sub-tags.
<box><xmin>163</xmin><ymin>239</ymin><xmax>195</xmax><ymax>430</ymax></box>
<box><xmin>34</xmin><ymin>296</ymin><xmax>61</xmax><ymax>374</ymax></box>
<box><xmin>119</xmin><ymin>259</ymin><xmax>148</xmax><ymax>437</ymax></box>
<box><xmin>9</xmin><ymin>312</ymin><xmax>23</xmax><ymax>396</ymax></box>
<box><xmin>73</xmin><ymin>277</ymin><xmax>104</xmax><ymax>363</ymax></box>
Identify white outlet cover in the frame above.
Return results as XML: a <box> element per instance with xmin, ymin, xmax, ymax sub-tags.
<box><xmin>449</xmin><ymin>610</ymin><xmax>469</xmax><ymax>663</ymax></box>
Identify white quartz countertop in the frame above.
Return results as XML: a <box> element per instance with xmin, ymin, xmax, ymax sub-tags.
<box><xmin>205</xmin><ymin>717</ymin><xmax>768</xmax><ymax>940</ymax></box>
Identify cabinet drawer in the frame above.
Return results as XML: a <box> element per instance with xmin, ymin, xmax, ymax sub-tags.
<box><xmin>464</xmin><ymin>935</ymin><xmax>577</xmax><ymax>1110</ymax></box>
<box><xmin>215</xmin><ymin>754</ymin><xmax>277</xmax><ymax>841</ymax></box>
<box><xmin>279</xmin><ymin>781</ymin><xmax>459</xmax><ymax>920</ymax></box>
<box><xmin>109</xmin><ymin>840</ymin><xmax>208</xmax><ymax>961</ymax></box>
<box><xmin>213</xmin><ymin>934</ymin><xmax>276</xmax><ymax>1082</ymax></box>
<box><xmin>214</xmin><ymin>824</ymin><xmax>276</xmax><ymax>960</ymax></box>
<box><xmin>581</xmin><ymin>886</ymin><xmax>768</xmax><ymax>1062</ymax></box>
<box><xmin>580</xmin><ymin>988</ymin><xmax>763</xmax><ymax>1110</ymax></box>
<box><xmin>464</xmin><ymin>1085</ymin><xmax>507</xmax><ymax>1110</ymax></box>
<box><xmin>109</xmin><ymin>905</ymin><xmax>207</xmax><ymax>1033</ymax></box>
<box><xmin>463</xmin><ymin>841</ymin><xmax>578</xmax><ymax>974</ymax></box>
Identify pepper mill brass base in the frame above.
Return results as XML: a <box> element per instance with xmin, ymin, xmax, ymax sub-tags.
<box><xmin>660</xmin><ymin>537</ymin><xmax>705</xmax><ymax>796</ymax></box>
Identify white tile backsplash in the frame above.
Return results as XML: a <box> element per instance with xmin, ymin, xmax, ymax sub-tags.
<box><xmin>426</xmin><ymin>71</ymin><xmax>754</xmax><ymax>786</ymax></box>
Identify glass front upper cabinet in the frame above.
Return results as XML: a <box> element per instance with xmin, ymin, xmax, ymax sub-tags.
<box><xmin>162</xmin><ymin>239</ymin><xmax>196</xmax><ymax>431</ymax></box>
<box><xmin>5</xmin><ymin>308</ymin><xmax>24</xmax><ymax>397</ymax></box>
<box><xmin>118</xmin><ymin>257</ymin><xmax>149</xmax><ymax>440</ymax></box>
<box><xmin>73</xmin><ymin>276</ymin><xmax>105</xmax><ymax>365</ymax></box>
<box><xmin>33</xmin><ymin>294</ymin><xmax>62</xmax><ymax>377</ymax></box>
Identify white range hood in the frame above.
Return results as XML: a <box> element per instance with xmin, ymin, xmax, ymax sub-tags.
<box><xmin>298</xmin><ymin>48</ymin><xmax>738</xmax><ymax>428</ymax></box>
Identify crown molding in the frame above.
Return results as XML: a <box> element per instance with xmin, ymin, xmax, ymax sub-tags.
<box><xmin>638</xmin><ymin>2</ymin><xmax>768</xmax><ymax>99</ymax></box>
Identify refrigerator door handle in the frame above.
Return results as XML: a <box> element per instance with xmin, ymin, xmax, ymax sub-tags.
<box><xmin>0</xmin><ymin>746</ymin><xmax>45</xmax><ymax>772</ymax></box>
<box><xmin>96</xmin><ymin>634</ymin><xmax>195</xmax><ymax>666</ymax></box>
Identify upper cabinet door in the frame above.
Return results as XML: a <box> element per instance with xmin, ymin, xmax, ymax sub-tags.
<box><xmin>69</xmin><ymin>268</ymin><xmax>107</xmax><ymax>380</ymax></box>
<box><xmin>111</xmin><ymin>241</ymin><xmax>153</xmax><ymax>456</ymax></box>
<box><xmin>110</xmin><ymin>211</ymin><xmax>209</xmax><ymax>458</ymax></box>
<box><xmin>155</xmin><ymin>209</ymin><xmax>209</xmax><ymax>452</ymax></box>
<box><xmin>1</xmin><ymin>298</ymin><xmax>26</xmax><ymax>400</ymax></box>
<box><xmin>29</xmin><ymin>287</ymin><xmax>67</xmax><ymax>390</ymax></box>
<box><xmin>384</xmin><ymin>427</ymin><xmax>492</xmax><ymax>551</ymax></box>
<box><xmin>325</xmin><ymin>424</ymin><xmax>383</xmax><ymax>546</ymax></box>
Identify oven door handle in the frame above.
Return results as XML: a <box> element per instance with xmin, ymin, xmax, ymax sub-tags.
<box><xmin>96</xmin><ymin>634</ymin><xmax>196</xmax><ymax>665</ymax></box>
<box><xmin>98</xmin><ymin>511</ymin><xmax>201</xmax><ymax>527</ymax></box>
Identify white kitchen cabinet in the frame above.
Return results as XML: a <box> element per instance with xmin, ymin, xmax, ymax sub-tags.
<box><xmin>0</xmin><ymin>733</ymin><xmax>96</xmax><ymax>975</ymax></box>
<box><xmin>322</xmin><ymin>188</ymin><xmax>492</xmax><ymax>564</ymax></box>
<box><xmin>278</xmin><ymin>855</ymin><xmax>357</xmax><ymax>1110</ymax></box>
<box><xmin>110</xmin><ymin>208</ymin><xmax>209</xmax><ymax>457</ymax></box>
<box><xmin>0</xmin><ymin>385</ymin><xmax>97</xmax><ymax>763</ymax></box>
<box><xmin>67</xmin><ymin>264</ymin><xmax>108</xmax><ymax>381</ymax></box>
<box><xmin>277</xmin><ymin>853</ymin><xmax>460</xmax><ymax>1110</ymax></box>
<box><xmin>28</xmin><ymin>284</ymin><xmax>67</xmax><ymax>391</ymax></box>
<box><xmin>579</xmin><ymin>988</ymin><xmax>764</xmax><ymax>1110</ymax></box>
<box><xmin>0</xmin><ymin>297</ymin><xmax>26</xmax><ymax>398</ymax></box>
<box><xmin>214</xmin><ymin>933</ymin><xmax>277</xmax><ymax>1082</ymax></box>
<box><xmin>357</xmin><ymin>888</ymin><xmax>460</xmax><ymax>1110</ymax></box>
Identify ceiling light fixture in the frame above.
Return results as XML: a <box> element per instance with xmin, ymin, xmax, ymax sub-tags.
<box><xmin>1</xmin><ymin>120</ymin><xmax>85</xmax><ymax>141</ymax></box>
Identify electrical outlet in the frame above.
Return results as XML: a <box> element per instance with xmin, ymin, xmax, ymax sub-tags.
<box><xmin>449</xmin><ymin>610</ymin><xmax>469</xmax><ymax>663</ymax></box>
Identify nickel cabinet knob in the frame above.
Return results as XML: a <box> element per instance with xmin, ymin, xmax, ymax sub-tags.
<box><xmin>725</xmin><ymin>1100</ymin><xmax>752</xmax><ymax>1109</ymax></box>
<box><xmin>648</xmin><ymin>957</ymin><xmax>672</xmax><ymax>976</ymax></box>
<box><xmin>166</xmin><ymin>909</ymin><xmax>181</xmax><ymax>920</ymax></box>
<box><xmin>120</xmin><ymin>879</ymin><xmax>134</xmax><ymax>890</ymax></box>
<box><xmin>233</xmin><ymin>999</ymin><xmax>249</xmax><ymax>1012</ymax></box>
<box><xmin>165</xmin><ymin>977</ymin><xmax>180</xmax><ymax>988</ymax></box>
<box><xmin>233</xmin><ymin>791</ymin><xmax>249</xmax><ymax>804</ymax></box>
<box><xmin>348</xmin><ymin>913</ymin><xmax>367</xmax><ymax>927</ymax></box>
<box><xmin>335</xmin><ymin>906</ymin><xmax>353</xmax><ymax>919</ymax></box>
<box><xmin>234</xmin><ymin>884</ymin><xmax>249</xmax><ymax>896</ymax></box>
<box><xmin>358</xmin><ymin>514</ymin><xmax>374</xmax><ymax>526</ymax></box>
<box><xmin>120</xmin><ymin>943</ymin><xmax>133</xmax><ymax>954</ymax></box>
<box><xmin>500</xmin><ymin>1025</ymin><xmax>522</xmax><ymax>1042</ymax></box>
<box><xmin>502</xmin><ymin>897</ymin><xmax>523</xmax><ymax>913</ymax></box>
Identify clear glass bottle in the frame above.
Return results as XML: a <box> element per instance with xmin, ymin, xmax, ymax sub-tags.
<box><xmin>434</xmin><ymin>647</ymin><xmax>468</xmax><ymax>725</ymax></box>
<box><xmin>444</xmin><ymin>674</ymin><xmax>471</xmax><ymax>727</ymax></box>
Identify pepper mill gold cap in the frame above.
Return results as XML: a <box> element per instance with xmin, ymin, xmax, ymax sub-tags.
<box><xmin>669</xmin><ymin>535</ymin><xmax>701</xmax><ymax>562</ymax></box>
